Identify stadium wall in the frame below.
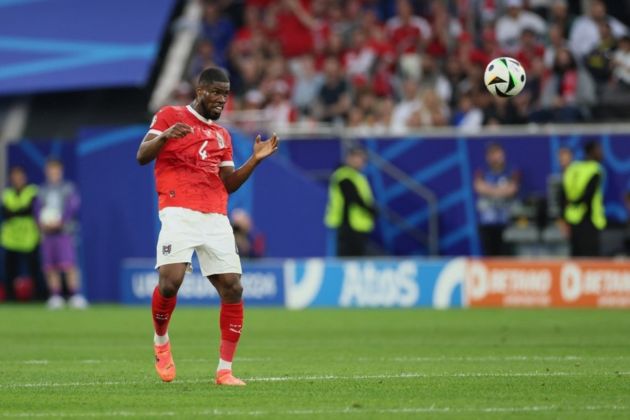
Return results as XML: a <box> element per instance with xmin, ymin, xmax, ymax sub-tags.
<box><xmin>120</xmin><ymin>257</ymin><xmax>630</xmax><ymax>308</ymax></box>
<box><xmin>6</xmin><ymin>126</ymin><xmax>630</xmax><ymax>302</ymax></box>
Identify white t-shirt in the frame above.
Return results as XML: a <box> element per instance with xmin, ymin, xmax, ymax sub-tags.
<box><xmin>569</xmin><ymin>15</ymin><xmax>628</xmax><ymax>58</ymax></box>
<box><xmin>614</xmin><ymin>49</ymin><xmax>630</xmax><ymax>84</ymax></box>
<box><xmin>495</xmin><ymin>11</ymin><xmax>547</xmax><ymax>52</ymax></box>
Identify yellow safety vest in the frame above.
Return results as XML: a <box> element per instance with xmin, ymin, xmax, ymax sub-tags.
<box><xmin>1</xmin><ymin>185</ymin><xmax>40</xmax><ymax>252</ymax></box>
<box><xmin>325</xmin><ymin>166</ymin><xmax>375</xmax><ymax>233</ymax></box>
<box><xmin>563</xmin><ymin>161</ymin><xmax>606</xmax><ymax>229</ymax></box>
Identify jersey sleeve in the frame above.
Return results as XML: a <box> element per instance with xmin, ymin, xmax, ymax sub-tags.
<box><xmin>218</xmin><ymin>130</ymin><xmax>234</xmax><ymax>167</ymax></box>
<box><xmin>147</xmin><ymin>107</ymin><xmax>172</xmax><ymax>136</ymax></box>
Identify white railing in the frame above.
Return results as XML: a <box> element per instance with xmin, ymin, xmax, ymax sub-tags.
<box><xmin>222</xmin><ymin>110</ymin><xmax>630</xmax><ymax>139</ymax></box>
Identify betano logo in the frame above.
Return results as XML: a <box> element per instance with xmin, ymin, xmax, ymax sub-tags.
<box><xmin>466</xmin><ymin>261</ymin><xmax>552</xmax><ymax>306</ymax></box>
<box><xmin>560</xmin><ymin>263</ymin><xmax>630</xmax><ymax>305</ymax></box>
<box><xmin>468</xmin><ymin>261</ymin><xmax>552</xmax><ymax>300</ymax></box>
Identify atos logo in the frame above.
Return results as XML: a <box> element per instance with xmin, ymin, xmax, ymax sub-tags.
<box><xmin>339</xmin><ymin>262</ymin><xmax>419</xmax><ymax>307</ymax></box>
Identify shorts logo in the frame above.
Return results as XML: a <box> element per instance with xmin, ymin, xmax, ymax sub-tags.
<box><xmin>162</xmin><ymin>244</ymin><xmax>172</xmax><ymax>256</ymax></box>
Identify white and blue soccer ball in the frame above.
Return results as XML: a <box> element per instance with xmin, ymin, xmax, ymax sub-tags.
<box><xmin>484</xmin><ymin>57</ymin><xmax>526</xmax><ymax>97</ymax></box>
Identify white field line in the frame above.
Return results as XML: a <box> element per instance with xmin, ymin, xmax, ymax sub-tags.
<box><xmin>16</xmin><ymin>357</ymin><xmax>271</xmax><ymax>365</ymax></box>
<box><xmin>1</xmin><ymin>405</ymin><xmax>629</xmax><ymax>417</ymax></box>
<box><xmin>13</xmin><ymin>354</ymin><xmax>630</xmax><ymax>365</ymax></box>
<box><xmin>1</xmin><ymin>371</ymin><xmax>628</xmax><ymax>390</ymax></box>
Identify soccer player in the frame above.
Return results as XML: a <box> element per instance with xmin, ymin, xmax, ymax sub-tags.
<box><xmin>136</xmin><ymin>67</ymin><xmax>279</xmax><ymax>385</ymax></box>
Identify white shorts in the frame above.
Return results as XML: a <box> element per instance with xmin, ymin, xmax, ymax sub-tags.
<box><xmin>155</xmin><ymin>207</ymin><xmax>242</xmax><ymax>276</ymax></box>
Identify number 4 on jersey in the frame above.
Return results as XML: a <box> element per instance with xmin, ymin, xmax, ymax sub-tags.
<box><xmin>198</xmin><ymin>140</ymin><xmax>209</xmax><ymax>160</ymax></box>
<box><xmin>198</xmin><ymin>132</ymin><xmax>226</xmax><ymax>160</ymax></box>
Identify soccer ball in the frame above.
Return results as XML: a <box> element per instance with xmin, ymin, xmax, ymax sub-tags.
<box><xmin>40</xmin><ymin>207</ymin><xmax>61</xmax><ymax>226</ymax></box>
<box><xmin>484</xmin><ymin>57</ymin><xmax>526</xmax><ymax>97</ymax></box>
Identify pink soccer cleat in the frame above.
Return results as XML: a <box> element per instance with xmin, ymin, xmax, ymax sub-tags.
<box><xmin>154</xmin><ymin>342</ymin><xmax>176</xmax><ymax>382</ymax></box>
<box><xmin>215</xmin><ymin>369</ymin><xmax>246</xmax><ymax>386</ymax></box>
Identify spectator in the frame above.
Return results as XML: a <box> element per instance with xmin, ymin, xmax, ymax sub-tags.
<box><xmin>386</xmin><ymin>0</ymin><xmax>432</xmax><ymax>56</ymax></box>
<box><xmin>1</xmin><ymin>166</ymin><xmax>43</xmax><ymax>301</ymax></box>
<box><xmin>346</xmin><ymin>108</ymin><xmax>369</xmax><ymax>135</ymax></box>
<box><xmin>584</xmin><ymin>21</ymin><xmax>617</xmax><ymax>88</ymax></box>
<box><xmin>263</xmin><ymin>80</ymin><xmax>297</xmax><ymax>127</ymax></box>
<box><xmin>188</xmin><ymin>39</ymin><xmax>217</xmax><ymax>82</ymax></box>
<box><xmin>474</xmin><ymin>143</ymin><xmax>520</xmax><ymax>256</ymax></box>
<box><xmin>548</xmin><ymin>0</ymin><xmax>573</xmax><ymax>39</ymax></box>
<box><xmin>452</xmin><ymin>93</ymin><xmax>483</xmax><ymax>132</ymax></box>
<box><xmin>325</xmin><ymin>147</ymin><xmax>377</xmax><ymax>257</ymax></box>
<box><xmin>230</xmin><ymin>208</ymin><xmax>265</xmax><ymax>259</ymax></box>
<box><xmin>495</xmin><ymin>0</ymin><xmax>546</xmax><ymax>53</ymax></box>
<box><xmin>515</xmin><ymin>28</ymin><xmax>546</xmax><ymax>71</ymax></box>
<box><xmin>36</xmin><ymin>159</ymin><xmax>87</xmax><ymax>310</ymax></box>
<box><xmin>165</xmin><ymin>82</ymin><xmax>195</xmax><ymax>107</ymax></box>
<box><xmin>232</xmin><ymin>57</ymin><xmax>263</xmax><ymax>97</ymax></box>
<box><xmin>535</xmin><ymin>48</ymin><xmax>581</xmax><ymax>123</ymax></box>
<box><xmin>201</xmin><ymin>2</ymin><xmax>235</xmax><ymax>67</ymax></box>
<box><xmin>371</xmin><ymin>56</ymin><xmax>395</xmax><ymax>97</ymax></box>
<box><xmin>416</xmin><ymin>89</ymin><xmax>450</xmax><ymax>127</ymax></box>
<box><xmin>313</xmin><ymin>56</ymin><xmax>351</xmax><ymax>123</ymax></box>
<box><xmin>291</xmin><ymin>54</ymin><xmax>324</xmax><ymax>116</ymax></box>
<box><xmin>569</xmin><ymin>0</ymin><xmax>627</xmax><ymax>59</ymax></box>
<box><xmin>182</xmin><ymin>0</ymin><xmax>630</xmax><ymax>128</ymax></box>
<box><xmin>390</xmin><ymin>78</ymin><xmax>423</xmax><ymax>133</ymax></box>
<box><xmin>544</xmin><ymin>23</ymin><xmax>567</xmax><ymax>68</ymax></box>
<box><xmin>374</xmin><ymin>96</ymin><xmax>396</xmax><ymax>133</ymax></box>
<box><xmin>238</xmin><ymin>89</ymin><xmax>265</xmax><ymax>133</ymax></box>
<box><xmin>418</xmin><ymin>55</ymin><xmax>452</xmax><ymax>104</ymax></box>
<box><xmin>344</xmin><ymin>28</ymin><xmax>377</xmax><ymax>85</ymax></box>
<box><xmin>624</xmin><ymin>190</ymin><xmax>630</xmax><ymax>255</ymax></box>
<box><xmin>230</xmin><ymin>5</ymin><xmax>264</xmax><ymax>57</ymax></box>
<box><xmin>444</xmin><ymin>56</ymin><xmax>468</xmax><ymax>108</ymax></box>
<box><xmin>561</xmin><ymin>141</ymin><xmax>606</xmax><ymax>256</ymax></box>
<box><xmin>426</xmin><ymin>0</ymin><xmax>463</xmax><ymax>60</ymax></box>
<box><xmin>268</xmin><ymin>0</ymin><xmax>316</xmax><ymax>58</ymax></box>
<box><xmin>612</xmin><ymin>35</ymin><xmax>630</xmax><ymax>87</ymax></box>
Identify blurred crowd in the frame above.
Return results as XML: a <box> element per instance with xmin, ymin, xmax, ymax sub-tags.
<box><xmin>168</xmin><ymin>0</ymin><xmax>630</xmax><ymax>132</ymax></box>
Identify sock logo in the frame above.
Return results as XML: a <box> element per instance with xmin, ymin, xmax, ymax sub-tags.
<box><xmin>228</xmin><ymin>323</ymin><xmax>242</xmax><ymax>334</ymax></box>
<box><xmin>155</xmin><ymin>313</ymin><xmax>170</xmax><ymax>321</ymax></box>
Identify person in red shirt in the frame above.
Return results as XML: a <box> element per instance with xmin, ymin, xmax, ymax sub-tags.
<box><xmin>136</xmin><ymin>67</ymin><xmax>279</xmax><ymax>386</ymax></box>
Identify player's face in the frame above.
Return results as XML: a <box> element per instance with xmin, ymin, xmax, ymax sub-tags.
<box><xmin>9</xmin><ymin>168</ymin><xmax>26</xmax><ymax>189</ymax></box>
<box><xmin>198</xmin><ymin>81</ymin><xmax>230</xmax><ymax>120</ymax></box>
<box><xmin>45</xmin><ymin>163</ymin><xmax>63</xmax><ymax>184</ymax></box>
<box><xmin>487</xmin><ymin>148</ymin><xmax>505</xmax><ymax>169</ymax></box>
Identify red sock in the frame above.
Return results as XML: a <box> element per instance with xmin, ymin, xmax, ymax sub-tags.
<box><xmin>219</xmin><ymin>301</ymin><xmax>243</xmax><ymax>362</ymax></box>
<box><xmin>152</xmin><ymin>287</ymin><xmax>177</xmax><ymax>336</ymax></box>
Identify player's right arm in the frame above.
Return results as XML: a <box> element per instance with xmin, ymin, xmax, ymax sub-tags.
<box><xmin>136</xmin><ymin>123</ymin><xmax>192</xmax><ymax>165</ymax></box>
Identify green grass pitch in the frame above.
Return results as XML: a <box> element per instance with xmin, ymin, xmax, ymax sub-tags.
<box><xmin>2</xmin><ymin>305</ymin><xmax>630</xmax><ymax>419</ymax></box>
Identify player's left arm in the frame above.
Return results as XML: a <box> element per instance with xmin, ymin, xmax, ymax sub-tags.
<box><xmin>220</xmin><ymin>133</ymin><xmax>279</xmax><ymax>193</ymax></box>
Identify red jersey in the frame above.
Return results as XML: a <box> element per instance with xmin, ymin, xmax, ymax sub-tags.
<box><xmin>147</xmin><ymin>105</ymin><xmax>234</xmax><ymax>215</ymax></box>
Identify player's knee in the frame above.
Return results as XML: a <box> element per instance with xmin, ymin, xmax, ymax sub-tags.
<box><xmin>158</xmin><ymin>277</ymin><xmax>181</xmax><ymax>298</ymax></box>
<box><xmin>222</xmin><ymin>281</ymin><xmax>243</xmax><ymax>301</ymax></box>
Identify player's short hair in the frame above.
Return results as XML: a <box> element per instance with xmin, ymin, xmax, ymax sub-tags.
<box><xmin>46</xmin><ymin>157</ymin><xmax>64</xmax><ymax>168</ymax></box>
<box><xmin>486</xmin><ymin>142</ymin><xmax>503</xmax><ymax>153</ymax></box>
<box><xmin>9</xmin><ymin>165</ymin><xmax>25</xmax><ymax>174</ymax></box>
<box><xmin>198</xmin><ymin>67</ymin><xmax>229</xmax><ymax>86</ymax></box>
<box><xmin>583</xmin><ymin>140</ymin><xmax>600</xmax><ymax>157</ymax></box>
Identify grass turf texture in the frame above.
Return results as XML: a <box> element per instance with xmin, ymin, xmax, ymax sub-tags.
<box><xmin>2</xmin><ymin>306</ymin><xmax>630</xmax><ymax>419</ymax></box>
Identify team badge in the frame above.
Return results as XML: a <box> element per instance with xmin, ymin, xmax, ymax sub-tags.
<box><xmin>162</xmin><ymin>244</ymin><xmax>172</xmax><ymax>256</ymax></box>
<box><xmin>216</xmin><ymin>132</ymin><xmax>225</xmax><ymax>149</ymax></box>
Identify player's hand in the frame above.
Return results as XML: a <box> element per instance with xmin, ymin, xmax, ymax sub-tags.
<box><xmin>42</xmin><ymin>222</ymin><xmax>62</xmax><ymax>234</ymax></box>
<box><xmin>163</xmin><ymin>123</ymin><xmax>192</xmax><ymax>140</ymax></box>
<box><xmin>253</xmin><ymin>133</ymin><xmax>279</xmax><ymax>162</ymax></box>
